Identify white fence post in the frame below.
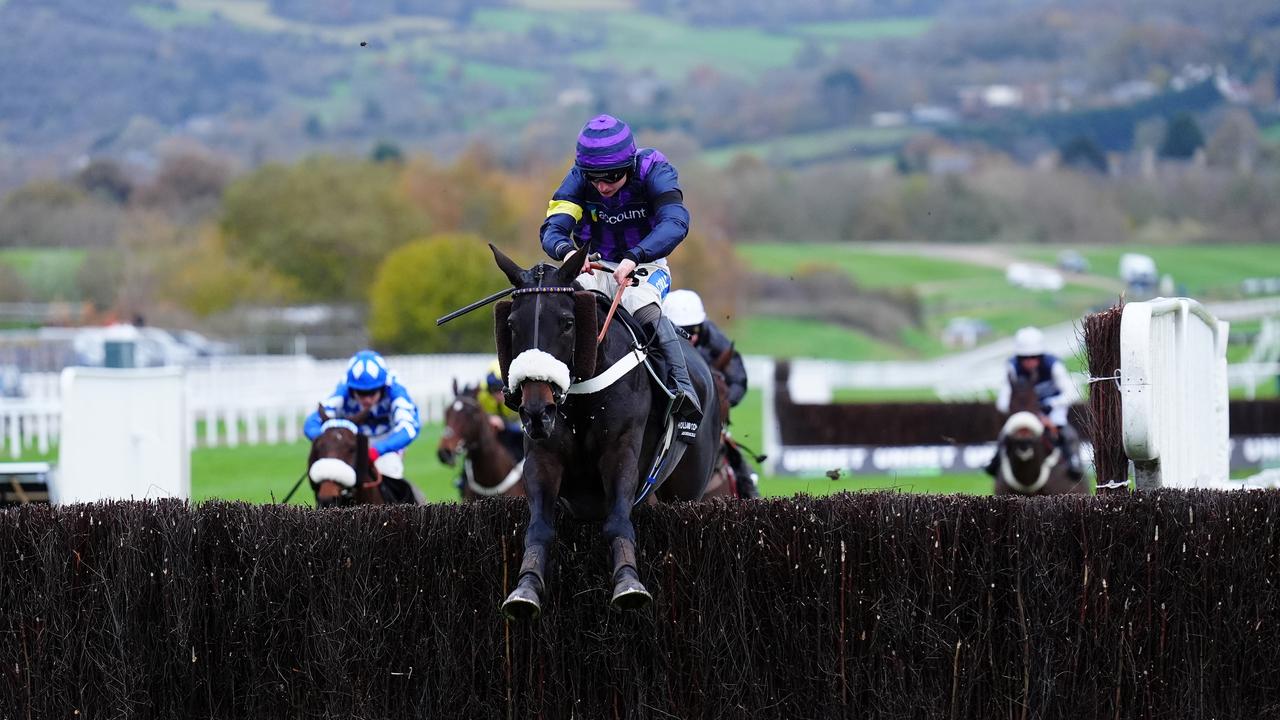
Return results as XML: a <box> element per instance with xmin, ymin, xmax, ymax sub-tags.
<box><xmin>224</xmin><ymin>406</ymin><xmax>239</xmax><ymax>448</ymax></box>
<box><xmin>204</xmin><ymin>407</ymin><xmax>218</xmax><ymax>448</ymax></box>
<box><xmin>7</xmin><ymin>410</ymin><xmax>18</xmax><ymax>459</ymax></box>
<box><xmin>1120</xmin><ymin>298</ymin><xmax>1230</xmax><ymax>489</ymax></box>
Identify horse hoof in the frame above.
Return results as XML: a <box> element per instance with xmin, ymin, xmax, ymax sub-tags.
<box><xmin>610</xmin><ymin>581</ymin><xmax>653</xmax><ymax>611</ymax></box>
<box><xmin>501</xmin><ymin>588</ymin><xmax>542</xmax><ymax>621</ymax></box>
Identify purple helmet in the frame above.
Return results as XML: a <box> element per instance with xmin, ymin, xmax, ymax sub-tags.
<box><xmin>575</xmin><ymin>114</ymin><xmax>635</xmax><ymax>171</ymax></box>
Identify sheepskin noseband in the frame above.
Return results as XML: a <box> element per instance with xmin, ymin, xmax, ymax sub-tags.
<box><xmin>508</xmin><ymin>349</ymin><xmax>572</xmax><ymax>397</ymax></box>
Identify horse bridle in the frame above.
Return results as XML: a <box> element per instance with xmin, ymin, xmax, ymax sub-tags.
<box><xmin>441</xmin><ymin>395</ymin><xmax>487</xmax><ymax>458</ymax></box>
<box><xmin>312</xmin><ymin>421</ymin><xmax>381</xmax><ymax>505</ymax></box>
<box><xmin>509</xmin><ymin>265</ymin><xmax>578</xmax><ymax>405</ymax></box>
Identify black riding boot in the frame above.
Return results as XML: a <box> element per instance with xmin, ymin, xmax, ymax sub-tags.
<box><xmin>727</xmin><ymin>444</ymin><xmax>761</xmax><ymax>499</ymax></box>
<box><xmin>651</xmin><ymin>316</ymin><xmax>702</xmax><ymax>442</ymax></box>
<box><xmin>1058</xmin><ymin>424</ymin><xmax>1084</xmax><ymax>481</ymax></box>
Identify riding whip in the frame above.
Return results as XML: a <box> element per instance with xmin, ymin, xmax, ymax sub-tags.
<box><xmin>589</xmin><ymin>260</ymin><xmax>635</xmax><ymax>343</ymax></box>
<box><xmin>280</xmin><ymin>469</ymin><xmax>309</xmax><ymax>504</ymax></box>
<box><xmin>436</xmin><ymin>287</ymin><xmax>516</xmax><ymax>326</ymax></box>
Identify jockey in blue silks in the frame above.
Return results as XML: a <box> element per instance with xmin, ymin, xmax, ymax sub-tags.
<box><xmin>539</xmin><ymin>114</ymin><xmax>702</xmax><ymax>443</ymax></box>
<box><xmin>986</xmin><ymin>326</ymin><xmax>1085</xmax><ymax>480</ymax></box>
<box><xmin>303</xmin><ymin>349</ymin><xmax>422</xmax><ymax>501</ymax></box>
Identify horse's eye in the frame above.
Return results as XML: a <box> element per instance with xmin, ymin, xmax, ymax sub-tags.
<box><xmin>561</xmin><ymin>317</ymin><xmax>574</xmax><ymax>333</ymax></box>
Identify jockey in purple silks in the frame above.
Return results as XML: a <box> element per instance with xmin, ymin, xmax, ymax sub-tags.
<box><xmin>539</xmin><ymin>114</ymin><xmax>702</xmax><ymax>442</ymax></box>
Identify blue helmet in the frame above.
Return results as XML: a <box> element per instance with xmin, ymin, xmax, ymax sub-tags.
<box><xmin>346</xmin><ymin>350</ymin><xmax>390</xmax><ymax>392</ymax></box>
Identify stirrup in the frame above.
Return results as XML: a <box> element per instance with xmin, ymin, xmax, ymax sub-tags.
<box><xmin>669</xmin><ymin>390</ymin><xmax>702</xmax><ymax>423</ymax></box>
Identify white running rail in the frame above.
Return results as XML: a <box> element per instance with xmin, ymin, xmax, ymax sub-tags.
<box><xmin>1120</xmin><ymin>297</ymin><xmax>1230</xmax><ymax>489</ymax></box>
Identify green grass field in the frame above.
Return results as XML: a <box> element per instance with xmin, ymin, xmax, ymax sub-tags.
<box><xmin>0</xmin><ymin>248</ymin><xmax>86</xmax><ymax>301</ymax></box>
<box><xmin>789</xmin><ymin>17</ymin><xmax>934</xmax><ymax>40</ymax></box>
<box><xmin>733</xmin><ymin>315</ymin><xmax>913</xmax><ymax>361</ymax></box>
<box><xmin>736</xmin><ymin>242</ymin><xmax>1108</xmax><ymax>359</ymax></box>
<box><xmin>1262</xmin><ymin>123</ymin><xmax>1280</xmax><ymax>146</ymax></box>
<box><xmin>571</xmin><ymin>13</ymin><xmax>805</xmax><ymax>79</ymax></box>
<box><xmin>704</xmin><ymin>126</ymin><xmax>916</xmax><ymax>167</ymax></box>
<box><xmin>131</xmin><ymin>3</ymin><xmax>214</xmax><ymax>30</ymax></box>
<box><xmin>7</xmin><ymin>388</ymin><xmax>994</xmax><ymax>506</ymax></box>
<box><xmin>737</xmin><ymin>242</ymin><xmax>1000</xmax><ymax>289</ymax></box>
<box><xmin>1016</xmin><ymin>244</ymin><xmax>1280</xmax><ymax>299</ymax></box>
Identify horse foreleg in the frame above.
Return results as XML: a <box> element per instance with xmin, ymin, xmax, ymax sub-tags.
<box><xmin>601</xmin><ymin>440</ymin><xmax>651</xmax><ymax>611</ymax></box>
<box><xmin>502</xmin><ymin>455</ymin><xmax>560</xmax><ymax>621</ymax></box>
<box><xmin>608</xmin><ymin>536</ymin><xmax>651</xmax><ymax>610</ymax></box>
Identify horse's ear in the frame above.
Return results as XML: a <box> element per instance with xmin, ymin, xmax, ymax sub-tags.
<box><xmin>490</xmin><ymin>243</ymin><xmax>525</xmax><ymax>287</ymax></box>
<box><xmin>556</xmin><ymin>245</ymin><xmax>590</xmax><ymax>287</ymax></box>
<box><xmin>318</xmin><ymin>403</ymin><xmax>329</xmax><ymax>421</ymax></box>
<box><xmin>573</xmin><ymin>291</ymin><xmax>598</xmax><ymax>380</ymax></box>
<box><xmin>495</xmin><ymin>299</ymin><xmax>513</xmax><ymax>386</ymax></box>
<box><xmin>451</xmin><ymin>378</ymin><xmax>459</xmax><ymax>396</ymax></box>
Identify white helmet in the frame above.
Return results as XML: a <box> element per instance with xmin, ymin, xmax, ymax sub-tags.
<box><xmin>1013</xmin><ymin>326</ymin><xmax>1045</xmax><ymax>357</ymax></box>
<box><xmin>662</xmin><ymin>289</ymin><xmax>707</xmax><ymax>327</ymax></box>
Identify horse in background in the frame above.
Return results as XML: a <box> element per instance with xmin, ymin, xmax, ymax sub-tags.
<box><xmin>307</xmin><ymin>406</ymin><xmax>384</xmax><ymax>508</ymax></box>
<box><xmin>992</xmin><ymin>376</ymin><xmax>1085</xmax><ymax>495</ymax></box>
<box><xmin>703</xmin><ymin>344</ymin><xmax>741</xmax><ymax>499</ymax></box>
<box><xmin>437</xmin><ymin>380</ymin><xmax>524</xmax><ymax>501</ymax></box>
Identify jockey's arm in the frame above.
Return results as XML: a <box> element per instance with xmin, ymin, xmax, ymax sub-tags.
<box><xmin>705</xmin><ymin>322</ymin><xmax>748</xmax><ymax>406</ymax></box>
<box><xmin>725</xmin><ymin>351</ymin><xmax>748</xmax><ymax>407</ymax></box>
<box><xmin>371</xmin><ymin>384</ymin><xmax>421</xmax><ymax>455</ymax></box>
<box><xmin>622</xmin><ymin>166</ymin><xmax>689</xmax><ymax>264</ymax></box>
<box><xmin>302</xmin><ymin>386</ymin><xmax>346</xmax><ymax>441</ymax></box>
<box><xmin>995</xmin><ymin>380</ymin><xmax>1012</xmax><ymax>414</ymax></box>
<box><xmin>1047</xmin><ymin>360</ymin><xmax>1078</xmax><ymax>422</ymax></box>
<box><xmin>540</xmin><ymin>171</ymin><xmax>586</xmax><ymax>261</ymax></box>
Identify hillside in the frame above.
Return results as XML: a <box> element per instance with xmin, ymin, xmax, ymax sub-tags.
<box><xmin>3</xmin><ymin>0</ymin><xmax>1278</xmax><ymax>188</ymax></box>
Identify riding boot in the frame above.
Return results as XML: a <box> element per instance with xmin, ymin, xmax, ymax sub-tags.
<box><xmin>727</xmin><ymin>444</ymin><xmax>761</xmax><ymax>499</ymax></box>
<box><xmin>651</xmin><ymin>316</ymin><xmax>702</xmax><ymax>443</ymax></box>
<box><xmin>1058</xmin><ymin>424</ymin><xmax>1085</xmax><ymax>481</ymax></box>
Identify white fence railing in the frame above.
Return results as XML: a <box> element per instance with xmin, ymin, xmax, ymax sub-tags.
<box><xmin>0</xmin><ymin>355</ymin><xmax>784</xmax><ymax>462</ymax></box>
<box><xmin>1120</xmin><ymin>298</ymin><xmax>1230</xmax><ymax>489</ymax></box>
<box><xmin>0</xmin><ymin>355</ymin><xmax>498</xmax><ymax>457</ymax></box>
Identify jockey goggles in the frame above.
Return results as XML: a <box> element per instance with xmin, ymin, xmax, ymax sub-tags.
<box><xmin>583</xmin><ymin>167</ymin><xmax>628</xmax><ymax>184</ymax></box>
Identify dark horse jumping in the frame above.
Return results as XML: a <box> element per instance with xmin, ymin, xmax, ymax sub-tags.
<box><xmin>491</xmin><ymin>244</ymin><xmax>722</xmax><ymax>619</ymax></box>
<box><xmin>991</xmin><ymin>377</ymin><xmax>1086</xmax><ymax>495</ymax></box>
<box><xmin>437</xmin><ymin>380</ymin><xmax>525</xmax><ymax>501</ymax></box>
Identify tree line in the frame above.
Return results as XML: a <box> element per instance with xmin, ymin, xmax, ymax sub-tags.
<box><xmin>0</xmin><ymin>131</ymin><xmax>1276</xmax><ymax>350</ymax></box>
